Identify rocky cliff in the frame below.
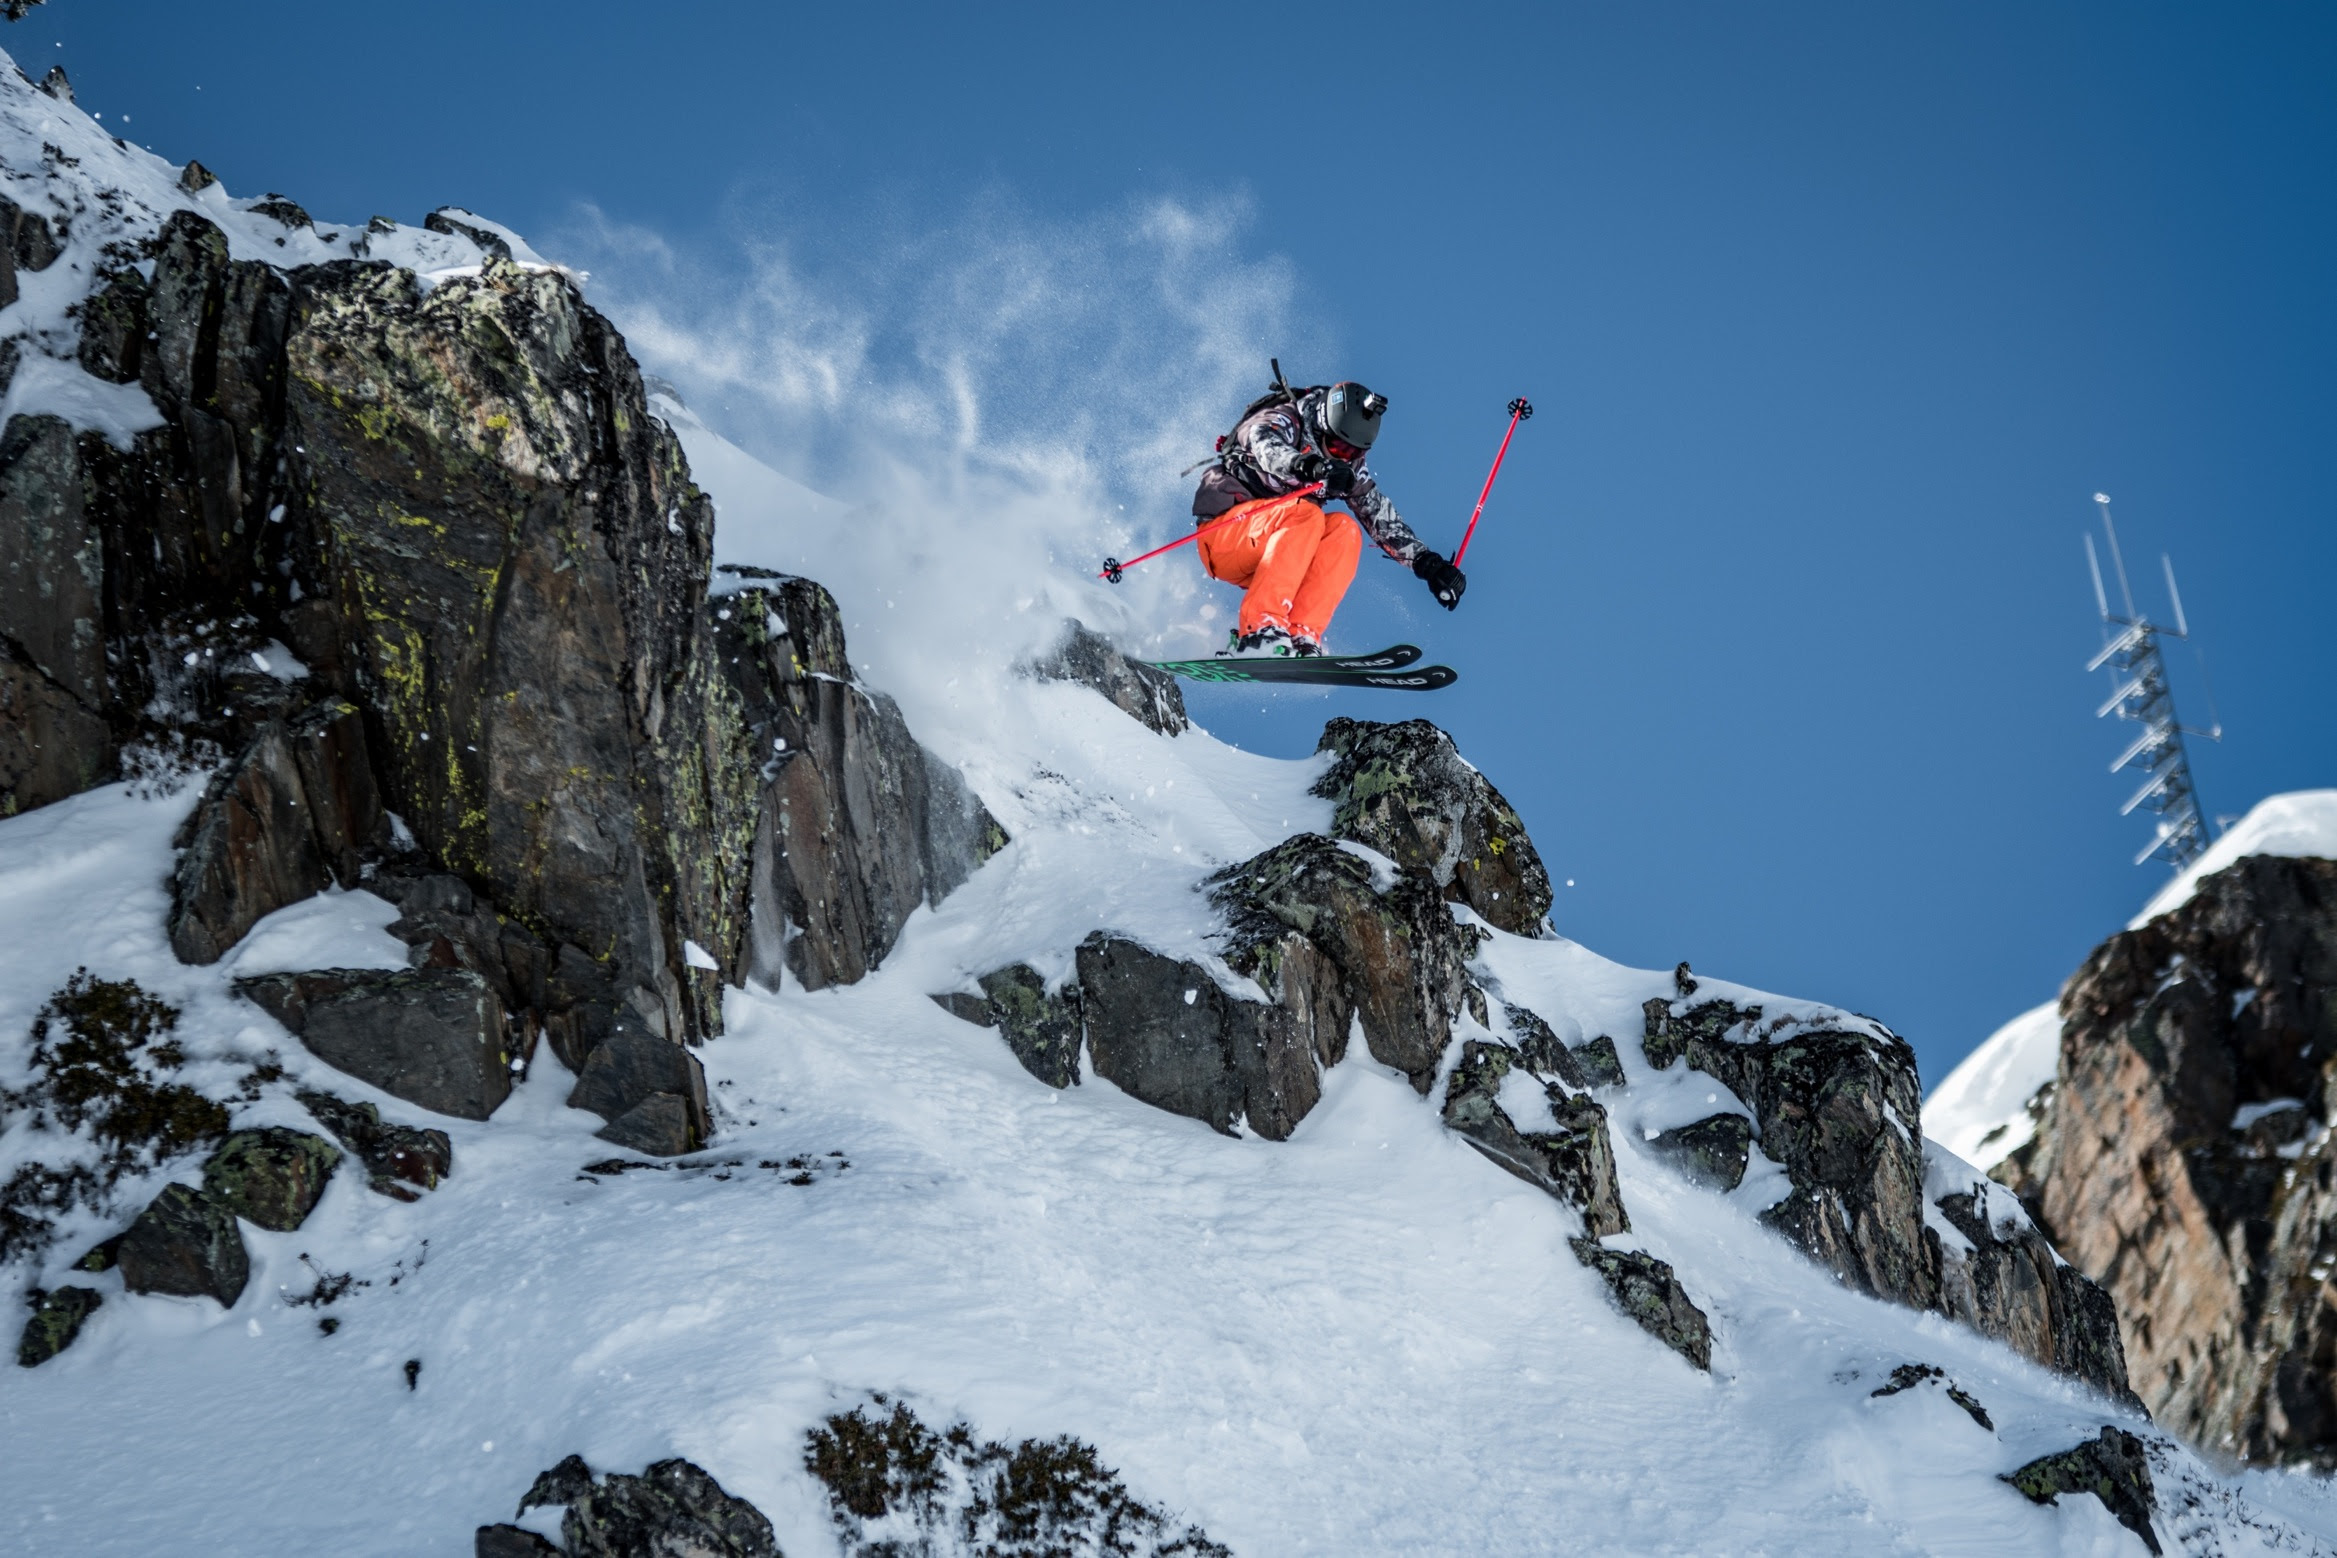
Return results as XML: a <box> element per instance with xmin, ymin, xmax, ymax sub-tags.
<box><xmin>2001</xmin><ymin>853</ymin><xmax>2337</xmax><ymax>1466</ymax></box>
<box><xmin>0</xmin><ymin>86</ymin><xmax>997</xmax><ymax>1157</ymax></box>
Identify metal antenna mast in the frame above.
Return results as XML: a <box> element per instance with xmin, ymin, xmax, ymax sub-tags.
<box><xmin>2084</xmin><ymin>494</ymin><xmax>2221</xmax><ymax>871</ymax></box>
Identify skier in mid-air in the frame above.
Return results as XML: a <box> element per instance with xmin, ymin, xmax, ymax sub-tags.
<box><xmin>1191</xmin><ymin>376</ymin><xmax>1468</xmax><ymax>657</ymax></box>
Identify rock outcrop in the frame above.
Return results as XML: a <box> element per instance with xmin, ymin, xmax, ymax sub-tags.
<box><xmin>2005</xmin><ymin>855</ymin><xmax>2337</xmax><ymax>1464</ymax></box>
<box><xmin>1643</xmin><ymin>992</ymin><xmax>2132</xmax><ymax>1398</ymax></box>
<box><xmin>200</xmin><ymin>1127</ymin><xmax>339</xmax><ymax>1231</ymax></box>
<box><xmin>1441</xmin><ymin>1039</ymin><xmax>1627</xmax><ymax>1236</ymax></box>
<box><xmin>167</xmin><ymin>700</ymin><xmax>383</xmax><ymax>962</ymax></box>
<box><xmin>237</xmin><ymin>968</ymin><xmax>514</xmax><ymax>1121</ymax></box>
<box><xmin>933</xmin><ymin>963</ymin><xmax>1084</xmax><ymax>1089</ymax></box>
<box><xmin>2002</xmin><ymin>1426</ymin><xmax>2162</xmax><ymax>1554</ymax></box>
<box><xmin>1028</xmin><ymin>618</ymin><xmax>1188</xmax><ymax>736</ymax></box>
<box><xmin>1311</xmin><ymin>717</ymin><xmax>1552</xmax><ymax>936</ymax></box>
<box><xmin>296</xmin><ymin>1089</ymin><xmax>452</xmax><ymax>1199</ymax></box>
<box><xmin>712</xmin><ymin>570</ymin><xmax>1005</xmax><ymax>992</ymax></box>
<box><xmin>116</xmin><ymin>1182</ymin><xmax>248</xmax><ymax>1307</ymax></box>
<box><xmin>4</xmin><ymin>193</ymin><xmax>1002</xmax><ymax>1151</ymax></box>
<box><xmin>1644</xmin><ymin>996</ymin><xmax>1935</xmax><ymax>1307</ymax></box>
<box><xmin>504</xmin><ymin>1453</ymin><xmax>780</xmax><ymax>1558</ymax></box>
<box><xmin>16</xmin><ymin>1285</ymin><xmax>99</xmax><ymax>1367</ymax></box>
<box><xmin>1210</xmin><ymin>832</ymin><xmax>1479</xmax><ymax>1093</ymax></box>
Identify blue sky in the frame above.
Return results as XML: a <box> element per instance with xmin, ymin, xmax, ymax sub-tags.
<box><xmin>36</xmin><ymin>2</ymin><xmax>2336</xmax><ymax>1084</ymax></box>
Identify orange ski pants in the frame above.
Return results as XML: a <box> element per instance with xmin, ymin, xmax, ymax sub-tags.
<box><xmin>1196</xmin><ymin>494</ymin><xmax>1362</xmax><ymax>641</ymax></box>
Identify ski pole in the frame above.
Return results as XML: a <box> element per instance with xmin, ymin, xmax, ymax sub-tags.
<box><xmin>1100</xmin><ymin>482</ymin><xmax>1327</xmax><ymax>583</ymax></box>
<box><xmin>1452</xmin><ymin>397</ymin><xmax>1533</xmax><ymax>567</ymax></box>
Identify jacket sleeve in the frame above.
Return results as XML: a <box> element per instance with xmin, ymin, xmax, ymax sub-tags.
<box><xmin>1234</xmin><ymin>406</ymin><xmax>1315</xmax><ymax>486</ymax></box>
<box><xmin>1346</xmin><ymin>465</ymin><xmax>1426</xmax><ymax>563</ymax></box>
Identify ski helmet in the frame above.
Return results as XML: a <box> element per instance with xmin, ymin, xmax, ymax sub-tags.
<box><xmin>1322</xmin><ymin>382</ymin><xmax>1388</xmax><ymax>450</ymax></box>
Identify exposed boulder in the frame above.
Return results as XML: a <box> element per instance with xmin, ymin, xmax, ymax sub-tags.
<box><xmin>237</xmin><ymin>968</ymin><xmax>512</xmax><ymax>1121</ymax></box>
<box><xmin>1928</xmin><ymin>1149</ymin><xmax>2134</xmax><ymax>1406</ymax></box>
<box><xmin>1441</xmin><ymin>1040</ymin><xmax>1627</xmax><ymax>1236</ymax></box>
<box><xmin>1076</xmin><ymin>934</ymin><xmax>1328</xmax><ymax>1140</ymax></box>
<box><xmin>1570</xmin><ymin>1033</ymin><xmax>1625</xmax><ymax>1089</ymax></box>
<box><xmin>473</xmin><ymin>1527</ymin><xmax>559</xmax><ymax>1558</ymax></box>
<box><xmin>508</xmin><ymin>1453</ymin><xmax>779</xmax><ymax>1558</ymax></box>
<box><xmin>2001</xmin><ymin>1426</ymin><xmax>2162</xmax><ymax>1555</ymax></box>
<box><xmin>1643</xmin><ymin>996</ymin><xmax>1934</xmax><ymax>1309</ymax></box>
<box><xmin>712</xmin><ymin>571</ymin><xmax>1005</xmax><ymax>992</ymax></box>
<box><xmin>1210</xmin><ymin>832</ymin><xmax>1479</xmax><ymax>1092</ymax></box>
<box><xmin>1869</xmin><ymin>1362</ymin><xmax>1994</xmax><ymax>1431</ymax></box>
<box><xmin>2007</xmin><ymin>854</ymin><xmax>2337</xmax><ymax>1464</ymax></box>
<box><xmin>1501</xmin><ymin>1002</ymin><xmax>1588</xmax><ymax>1089</ymax></box>
<box><xmin>1311</xmin><ymin>717</ymin><xmax>1552</xmax><ymax>936</ymax></box>
<box><xmin>117</xmin><ymin>1182</ymin><xmax>249</xmax><ymax>1306</ymax></box>
<box><xmin>0</xmin><ymin>413</ymin><xmax>111</xmax><ymax>815</ymax></box>
<box><xmin>200</xmin><ymin>1127</ymin><xmax>340</xmax><ymax>1231</ymax></box>
<box><xmin>278</xmin><ymin>254</ymin><xmax>740</xmax><ymax>1044</ymax></box>
<box><xmin>566</xmin><ymin>1029</ymin><xmax>709</xmax><ymax>1157</ymax></box>
<box><xmin>1569</xmin><ymin>1237</ymin><xmax>1712</xmax><ymax>1371</ymax></box>
<box><xmin>933</xmin><ymin>963</ymin><xmax>1084</xmax><ymax>1089</ymax></box>
<box><xmin>296</xmin><ymin>1089</ymin><xmax>452</xmax><ymax>1199</ymax></box>
<box><xmin>1649</xmin><ymin>1113</ymin><xmax>1754</xmax><ymax>1192</ymax></box>
<box><xmin>17</xmin><ymin>1285</ymin><xmax>100</xmax><ymax>1368</ymax></box>
<box><xmin>167</xmin><ymin>700</ymin><xmax>383</xmax><ymax>963</ymax></box>
<box><xmin>1028</xmin><ymin>618</ymin><xmax>1188</xmax><ymax>736</ymax></box>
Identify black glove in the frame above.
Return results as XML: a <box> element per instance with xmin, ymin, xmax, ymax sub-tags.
<box><xmin>1413</xmin><ymin>549</ymin><xmax>1466</xmax><ymax>610</ymax></box>
<box><xmin>1318</xmin><ymin>456</ymin><xmax>1356</xmax><ymax>498</ymax></box>
<box><xmin>1291</xmin><ymin>450</ymin><xmax>1328</xmax><ymax>485</ymax></box>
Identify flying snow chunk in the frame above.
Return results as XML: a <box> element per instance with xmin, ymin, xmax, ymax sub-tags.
<box><xmin>684</xmin><ymin>939</ymin><xmax>720</xmax><ymax>971</ymax></box>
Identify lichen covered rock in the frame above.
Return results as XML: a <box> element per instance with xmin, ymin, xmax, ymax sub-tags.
<box><xmin>1441</xmin><ymin>1040</ymin><xmax>1627</xmax><ymax>1237</ymax></box>
<box><xmin>200</xmin><ymin>1127</ymin><xmax>340</xmax><ymax>1232</ymax></box>
<box><xmin>713</xmin><ymin>571</ymin><xmax>1005</xmax><ymax>993</ymax></box>
<box><xmin>941</xmin><ymin>963</ymin><xmax>1084</xmax><ymax>1090</ymax></box>
<box><xmin>278</xmin><ymin>254</ymin><xmax>738</xmax><ymax>1043</ymax></box>
<box><xmin>117</xmin><ymin>1182</ymin><xmax>249</xmax><ymax>1307</ymax></box>
<box><xmin>2002</xmin><ymin>1426</ymin><xmax>2161</xmax><ymax>1554</ymax></box>
<box><xmin>296</xmin><ymin>1089</ymin><xmax>452</xmax><ymax>1199</ymax></box>
<box><xmin>1644</xmin><ymin>996</ymin><xmax>1934</xmax><ymax>1308</ymax></box>
<box><xmin>1648</xmin><ymin>1113</ymin><xmax>1753</xmax><ymax>1192</ymax></box>
<box><xmin>507</xmin><ymin>1453</ymin><xmax>778</xmax><ymax>1558</ymax></box>
<box><xmin>1210</xmin><ymin>832</ymin><xmax>1478</xmax><ymax>1092</ymax></box>
<box><xmin>1569</xmin><ymin>1237</ymin><xmax>1712</xmax><ymax>1371</ymax></box>
<box><xmin>16</xmin><ymin>1285</ymin><xmax>100</xmax><ymax>1367</ymax></box>
<box><xmin>1311</xmin><ymin>717</ymin><xmax>1552</xmax><ymax>936</ymax></box>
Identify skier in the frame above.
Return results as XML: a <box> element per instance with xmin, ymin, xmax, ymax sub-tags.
<box><xmin>1192</xmin><ymin>376</ymin><xmax>1467</xmax><ymax>657</ymax></box>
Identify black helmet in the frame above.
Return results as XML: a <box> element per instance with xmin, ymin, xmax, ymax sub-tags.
<box><xmin>1321</xmin><ymin>381</ymin><xmax>1388</xmax><ymax>450</ymax></box>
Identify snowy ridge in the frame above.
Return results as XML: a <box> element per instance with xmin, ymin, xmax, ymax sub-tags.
<box><xmin>2136</xmin><ymin>790</ymin><xmax>2337</xmax><ymax>927</ymax></box>
<box><xmin>1928</xmin><ymin>789</ymin><xmax>2337</xmax><ymax>1181</ymax></box>
<box><xmin>3</xmin><ymin>53</ymin><xmax>2335</xmax><ymax>1557</ymax></box>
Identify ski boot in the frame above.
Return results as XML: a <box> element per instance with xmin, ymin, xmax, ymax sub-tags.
<box><xmin>1219</xmin><ymin>625</ymin><xmax>1297</xmax><ymax>658</ymax></box>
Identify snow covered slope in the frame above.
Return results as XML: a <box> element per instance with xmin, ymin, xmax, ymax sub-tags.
<box><xmin>4</xmin><ymin>53</ymin><xmax>2335</xmax><ymax>1556</ymax></box>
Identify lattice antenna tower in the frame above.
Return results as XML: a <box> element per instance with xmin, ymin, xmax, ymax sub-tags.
<box><xmin>2085</xmin><ymin>494</ymin><xmax>2221</xmax><ymax>870</ymax></box>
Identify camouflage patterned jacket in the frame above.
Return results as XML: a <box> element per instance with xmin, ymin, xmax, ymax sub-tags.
<box><xmin>1191</xmin><ymin>386</ymin><xmax>1426</xmax><ymax>563</ymax></box>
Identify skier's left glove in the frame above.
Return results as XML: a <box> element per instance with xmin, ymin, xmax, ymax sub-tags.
<box><xmin>1319</xmin><ymin>456</ymin><xmax>1356</xmax><ymax>498</ymax></box>
<box><xmin>1413</xmin><ymin>549</ymin><xmax>1466</xmax><ymax>610</ymax></box>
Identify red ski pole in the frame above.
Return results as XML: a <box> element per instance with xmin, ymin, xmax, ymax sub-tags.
<box><xmin>1100</xmin><ymin>483</ymin><xmax>1326</xmax><ymax>583</ymax></box>
<box><xmin>1452</xmin><ymin>397</ymin><xmax>1533</xmax><ymax>567</ymax></box>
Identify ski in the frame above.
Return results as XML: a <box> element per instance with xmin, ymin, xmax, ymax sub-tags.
<box><xmin>1145</xmin><ymin>645</ymin><xmax>1456</xmax><ymax>691</ymax></box>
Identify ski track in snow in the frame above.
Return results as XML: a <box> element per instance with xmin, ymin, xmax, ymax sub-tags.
<box><xmin>1</xmin><ymin>46</ymin><xmax>2333</xmax><ymax>1556</ymax></box>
